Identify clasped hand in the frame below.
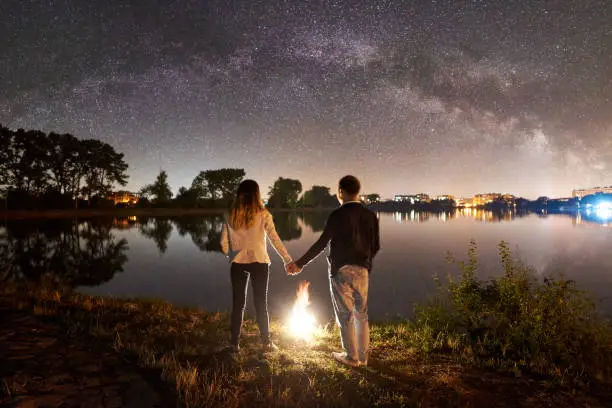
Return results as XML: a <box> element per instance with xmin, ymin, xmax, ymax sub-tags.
<box><xmin>285</xmin><ymin>261</ymin><xmax>302</xmax><ymax>275</ymax></box>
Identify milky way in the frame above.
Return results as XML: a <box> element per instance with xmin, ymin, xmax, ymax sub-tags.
<box><xmin>1</xmin><ymin>0</ymin><xmax>611</xmax><ymax>198</ymax></box>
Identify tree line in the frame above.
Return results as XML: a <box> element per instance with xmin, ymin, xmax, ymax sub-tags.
<box><xmin>137</xmin><ymin>170</ymin><xmax>340</xmax><ymax>209</ymax></box>
<box><xmin>0</xmin><ymin>125</ymin><xmax>128</xmax><ymax>209</ymax></box>
<box><xmin>0</xmin><ymin>125</ymin><xmax>355</xmax><ymax>210</ymax></box>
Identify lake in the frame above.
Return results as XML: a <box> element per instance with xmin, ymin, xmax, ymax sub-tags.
<box><xmin>2</xmin><ymin>209</ymin><xmax>611</xmax><ymax>323</ymax></box>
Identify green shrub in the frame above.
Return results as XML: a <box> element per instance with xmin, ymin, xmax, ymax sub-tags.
<box><xmin>410</xmin><ymin>240</ymin><xmax>612</xmax><ymax>383</ymax></box>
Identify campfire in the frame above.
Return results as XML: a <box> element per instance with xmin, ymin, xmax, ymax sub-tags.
<box><xmin>287</xmin><ymin>281</ymin><xmax>318</xmax><ymax>342</ymax></box>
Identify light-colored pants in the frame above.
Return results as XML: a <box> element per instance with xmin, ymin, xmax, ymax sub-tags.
<box><xmin>330</xmin><ymin>265</ymin><xmax>370</xmax><ymax>363</ymax></box>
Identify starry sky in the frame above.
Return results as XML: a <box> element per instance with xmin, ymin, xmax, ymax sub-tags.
<box><xmin>1</xmin><ymin>0</ymin><xmax>611</xmax><ymax>199</ymax></box>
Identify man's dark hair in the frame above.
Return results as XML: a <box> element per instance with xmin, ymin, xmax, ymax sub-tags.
<box><xmin>339</xmin><ymin>175</ymin><xmax>361</xmax><ymax>195</ymax></box>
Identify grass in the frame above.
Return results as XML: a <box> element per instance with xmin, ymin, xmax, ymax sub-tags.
<box><xmin>2</xmin><ymin>242</ymin><xmax>612</xmax><ymax>407</ymax></box>
<box><xmin>408</xmin><ymin>241</ymin><xmax>612</xmax><ymax>385</ymax></box>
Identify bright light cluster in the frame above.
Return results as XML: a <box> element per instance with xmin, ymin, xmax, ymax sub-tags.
<box><xmin>595</xmin><ymin>201</ymin><xmax>611</xmax><ymax>220</ymax></box>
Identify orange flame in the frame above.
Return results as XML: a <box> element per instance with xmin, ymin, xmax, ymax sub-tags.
<box><xmin>288</xmin><ymin>281</ymin><xmax>318</xmax><ymax>342</ymax></box>
<box><xmin>297</xmin><ymin>281</ymin><xmax>310</xmax><ymax>306</ymax></box>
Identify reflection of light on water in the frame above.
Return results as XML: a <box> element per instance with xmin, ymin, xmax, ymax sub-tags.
<box><xmin>393</xmin><ymin>210</ymin><xmax>420</xmax><ymax>223</ymax></box>
<box><xmin>574</xmin><ymin>212</ymin><xmax>582</xmax><ymax>225</ymax></box>
<box><xmin>393</xmin><ymin>212</ymin><xmax>401</xmax><ymax>223</ymax></box>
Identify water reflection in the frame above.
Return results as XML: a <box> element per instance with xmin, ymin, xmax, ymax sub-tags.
<box><xmin>1</xmin><ymin>219</ymin><xmax>129</xmax><ymax>287</ymax></box>
<box><xmin>174</xmin><ymin>216</ymin><xmax>225</xmax><ymax>252</ymax></box>
<box><xmin>0</xmin><ymin>212</ymin><xmax>315</xmax><ymax>287</ymax></box>
<box><xmin>574</xmin><ymin>209</ymin><xmax>612</xmax><ymax>227</ymax></box>
<box><xmin>1</xmin><ymin>209</ymin><xmax>610</xmax><ymax>294</ymax></box>
<box><xmin>272</xmin><ymin>212</ymin><xmax>302</xmax><ymax>240</ymax></box>
<box><xmin>138</xmin><ymin>217</ymin><xmax>173</xmax><ymax>254</ymax></box>
<box><xmin>298</xmin><ymin>211</ymin><xmax>328</xmax><ymax>232</ymax></box>
<box><xmin>391</xmin><ymin>208</ymin><xmax>539</xmax><ymax>224</ymax></box>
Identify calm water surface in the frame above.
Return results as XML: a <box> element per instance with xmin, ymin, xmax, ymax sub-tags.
<box><xmin>2</xmin><ymin>210</ymin><xmax>611</xmax><ymax>322</ymax></box>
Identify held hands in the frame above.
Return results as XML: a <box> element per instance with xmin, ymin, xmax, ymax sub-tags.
<box><xmin>285</xmin><ymin>261</ymin><xmax>302</xmax><ymax>276</ymax></box>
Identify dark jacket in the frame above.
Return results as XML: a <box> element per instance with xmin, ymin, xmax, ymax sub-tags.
<box><xmin>295</xmin><ymin>202</ymin><xmax>380</xmax><ymax>276</ymax></box>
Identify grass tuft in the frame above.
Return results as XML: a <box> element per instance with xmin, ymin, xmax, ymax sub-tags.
<box><xmin>407</xmin><ymin>240</ymin><xmax>612</xmax><ymax>384</ymax></box>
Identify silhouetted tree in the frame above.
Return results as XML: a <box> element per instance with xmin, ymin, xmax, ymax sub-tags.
<box><xmin>6</xmin><ymin>129</ymin><xmax>49</xmax><ymax>194</ymax></box>
<box><xmin>268</xmin><ymin>177</ymin><xmax>302</xmax><ymax>209</ymax></box>
<box><xmin>0</xmin><ymin>125</ymin><xmax>11</xmax><ymax>189</ymax></box>
<box><xmin>190</xmin><ymin>172</ymin><xmax>210</xmax><ymax>201</ymax></box>
<box><xmin>191</xmin><ymin>168</ymin><xmax>245</xmax><ymax>207</ymax></box>
<box><xmin>174</xmin><ymin>186</ymin><xmax>200</xmax><ymax>208</ymax></box>
<box><xmin>0</xmin><ymin>125</ymin><xmax>129</xmax><ymax>209</ymax></box>
<box><xmin>45</xmin><ymin>132</ymin><xmax>81</xmax><ymax>196</ymax></box>
<box><xmin>141</xmin><ymin>170</ymin><xmax>173</xmax><ymax>206</ymax></box>
<box><xmin>301</xmin><ymin>185</ymin><xmax>337</xmax><ymax>208</ymax></box>
<box><xmin>80</xmin><ymin>139</ymin><xmax>129</xmax><ymax>203</ymax></box>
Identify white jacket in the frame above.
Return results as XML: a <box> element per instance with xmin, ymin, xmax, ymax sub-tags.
<box><xmin>220</xmin><ymin>210</ymin><xmax>292</xmax><ymax>265</ymax></box>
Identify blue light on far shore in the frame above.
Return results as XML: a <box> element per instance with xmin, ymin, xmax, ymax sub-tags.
<box><xmin>595</xmin><ymin>201</ymin><xmax>612</xmax><ymax>220</ymax></box>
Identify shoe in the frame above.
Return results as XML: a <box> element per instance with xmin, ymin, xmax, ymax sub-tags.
<box><xmin>332</xmin><ymin>352</ymin><xmax>360</xmax><ymax>367</ymax></box>
<box><xmin>263</xmin><ymin>341</ymin><xmax>279</xmax><ymax>351</ymax></box>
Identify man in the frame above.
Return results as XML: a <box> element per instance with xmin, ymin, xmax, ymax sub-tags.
<box><xmin>286</xmin><ymin>175</ymin><xmax>380</xmax><ymax>367</ymax></box>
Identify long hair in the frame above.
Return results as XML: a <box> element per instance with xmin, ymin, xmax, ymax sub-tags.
<box><xmin>230</xmin><ymin>179</ymin><xmax>265</xmax><ymax>230</ymax></box>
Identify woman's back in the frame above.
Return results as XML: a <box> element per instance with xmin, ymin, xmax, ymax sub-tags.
<box><xmin>221</xmin><ymin>210</ymin><xmax>291</xmax><ymax>265</ymax></box>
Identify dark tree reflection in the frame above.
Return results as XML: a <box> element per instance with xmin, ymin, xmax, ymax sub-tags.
<box><xmin>297</xmin><ymin>211</ymin><xmax>329</xmax><ymax>232</ymax></box>
<box><xmin>172</xmin><ymin>216</ymin><xmax>224</xmax><ymax>253</ymax></box>
<box><xmin>138</xmin><ymin>217</ymin><xmax>173</xmax><ymax>254</ymax></box>
<box><xmin>2</xmin><ymin>219</ymin><xmax>128</xmax><ymax>287</ymax></box>
<box><xmin>271</xmin><ymin>212</ymin><xmax>302</xmax><ymax>241</ymax></box>
<box><xmin>72</xmin><ymin>220</ymin><xmax>129</xmax><ymax>286</ymax></box>
<box><xmin>170</xmin><ymin>213</ymin><xmax>302</xmax><ymax>253</ymax></box>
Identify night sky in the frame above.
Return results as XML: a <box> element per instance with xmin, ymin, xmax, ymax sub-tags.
<box><xmin>1</xmin><ymin>0</ymin><xmax>611</xmax><ymax>199</ymax></box>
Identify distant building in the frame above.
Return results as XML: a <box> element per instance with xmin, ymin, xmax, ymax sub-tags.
<box><xmin>393</xmin><ymin>194</ymin><xmax>429</xmax><ymax>204</ymax></box>
<box><xmin>455</xmin><ymin>197</ymin><xmax>474</xmax><ymax>207</ymax></box>
<box><xmin>473</xmin><ymin>193</ymin><xmax>502</xmax><ymax>206</ymax></box>
<box><xmin>416</xmin><ymin>193</ymin><xmax>430</xmax><ymax>202</ymax></box>
<box><xmin>394</xmin><ymin>195</ymin><xmax>411</xmax><ymax>203</ymax></box>
<box><xmin>572</xmin><ymin>186</ymin><xmax>612</xmax><ymax>199</ymax></box>
<box><xmin>434</xmin><ymin>194</ymin><xmax>455</xmax><ymax>201</ymax></box>
<box><xmin>108</xmin><ymin>191</ymin><xmax>139</xmax><ymax>206</ymax></box>
<box><xmin>360</xmin><ymin>194</ymin><xmax>381</xmax><ymax>204</ymax></box>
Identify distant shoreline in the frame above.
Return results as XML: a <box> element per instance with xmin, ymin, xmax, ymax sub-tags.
<box><xmin>0</xmin><ymin>207</ymin><xmax>337</xmax><ymax>220</ymax></box>
<box><xmin>0</xmin><ymin>205</ymin><xmax>584</xmax><ymax>221</ymax></box>
<box><xmin>0</xmin><ymin>208</ymin><xmax>224</xmax><ymax>220</ymax></box>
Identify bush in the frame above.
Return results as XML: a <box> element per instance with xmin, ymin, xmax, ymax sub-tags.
<box><xmin>410</xmin><ymin>240</ymin><xmax>612</xmax><ymax>384</ymax></box>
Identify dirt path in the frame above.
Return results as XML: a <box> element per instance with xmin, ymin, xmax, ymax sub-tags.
<box><xmin>0</xmin><ymin>302</ymin><xmax>176</xmax><ymax>408</ymax></box>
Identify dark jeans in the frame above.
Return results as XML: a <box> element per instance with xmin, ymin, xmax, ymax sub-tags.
<box><xmin>230</xmin><ymin>262</ymin><xmax>270</xmax><ymax>346</ymax></box>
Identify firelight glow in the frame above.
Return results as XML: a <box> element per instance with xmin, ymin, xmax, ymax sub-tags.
<box><xmin>288</xmin><ymin>281</ymin><xmax>318</xmax><ymax>342</ymax></box>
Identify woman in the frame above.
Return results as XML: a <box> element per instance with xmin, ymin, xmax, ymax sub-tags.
<box><xmin>221</xmin><ymin>179</ymin><xmax>292</xmax><ymax>351</ymax></box>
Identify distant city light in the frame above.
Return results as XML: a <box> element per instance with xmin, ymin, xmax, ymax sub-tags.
<box><xmin>595</xmin><ymin>201</ymin><xmax>611</xmax><ymax>220</ymax></box>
